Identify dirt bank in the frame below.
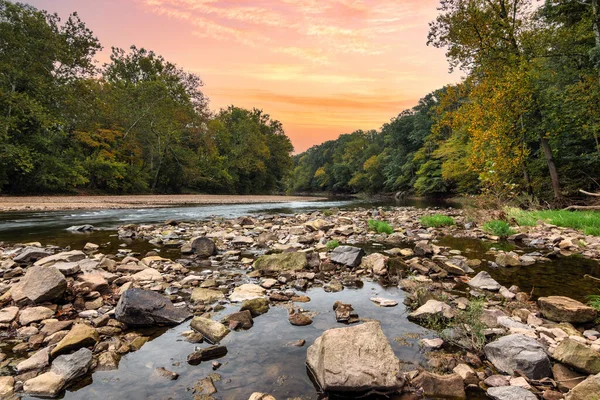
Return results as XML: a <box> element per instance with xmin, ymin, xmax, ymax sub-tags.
<box><xmin>0</xmin><ymin>194</ymin><xmax>328</xmax><ymax>212</ymax></box>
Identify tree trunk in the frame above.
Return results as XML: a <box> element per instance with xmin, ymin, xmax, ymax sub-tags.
<box><xmin>594</xmin><ymin>0</ymin><xmax>600</xmax><ymax>86</ymax></box>
<box><xmin>539</xmin><ymin>132</ymin><xmax>561</xmax><ymax>201</ymax></box>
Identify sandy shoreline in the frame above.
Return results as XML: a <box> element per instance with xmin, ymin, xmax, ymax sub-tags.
<box><xmin>0</xmin><ymin>194</ymin><xmax>329</xmax><ymax>212</ymax></box>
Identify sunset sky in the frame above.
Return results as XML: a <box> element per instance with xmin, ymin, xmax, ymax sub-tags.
<box><xmin>26</xmin><ymin>0</ymin><xmax>460</xmax><ymax>152</ymax></box>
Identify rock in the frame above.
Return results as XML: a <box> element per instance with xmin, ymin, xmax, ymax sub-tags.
<box><xmin>484</xmin><ymin>375</ymin><xmax>511</xmax><ymax>387</ymax></box>
<box><xmin>0</xmin><ymin>376</ymin><xmax>14</xmax><ymax>397</ymax></box>
<box><xmin>115</xmin><ymin>288</ymin><xmax>191</xmax><ymax>327</ymax></box>
<box><xmin>193</xmin><ymin>376</ymin><xmax>217</xmax><ymax>396</ymax></box>
<box><xmin>249</xmin><ymin>393</ymin><xmax>276</xmax><ymax>400</ymax></box>
<box><xmin>51</xmin><ymin>324</ymin><xmax>99</xmax><ymax>358</ymax></box>
<box><xmin>370</xmin><ymin>297</ymin><xmax>398</xmax><ymax>307</ymax></box>
<box><xmin>14</xmin><ymin>247</ymin><xmax>52</xmax><ymax>264</ymax></box>
<box><xmin>330</xmin><ymin>246</ymin><xmax>365</xmax><ymax>267</ymax></box>
<box><xmin>0</xmin><ymin>306</ymin><xmax>19</xmax><ymax>323</ymax></box>
<box><xmin>229</xmin><ymin>284</ymin><xmax>266</xmax><ymax>302</ymax></box>
<box><xmin>19</xmin><ymin>306</ymin><xmax>54</xmax><ymax>325</ymax></box>
<box><xmin>131</xmin><ymin>268</ymin><xmax>163</xmax><ymax>282</ymax></box>
<box><xmin>67</xmin><ymin>225</ymin><xmax>94</xmax><ymax>232</ymax></box>
<box><xmin>83</xmin><ymin>242</ymin><xmax>99</xmax><ymax>252</ymax></box>
<box><xmin>187</xmin><ymin>345</ymin><xmax>228</xmax><ymax>365</ymax></box>
<box><xmin>484</xmin><ymin>334</ymin><xmax>552</xmax><ymax>379</ymax></box>
<box><xmin>240</xmin><ymin>298</ymin><xmax>269</xmax><ymax>317</ymax></box>
<box><xmin>306</xmin><ymin>321</ymin><xmax>401</xmax><ymax>392</ymax></box>
<box><xmin>289</xmin><ymin>311</ymin><xmax>313</xmax><ymax>326</ymax></box>
<box><xmin>53</xmin><ymin>262</ymin><xmax>81</xmax><ymax>276</ymax></box>
<box><xmin>414</xmin><ymin>241</ymin><xmax>433</xmax><ymax>256</ymax></box>
<box><xmin>360</xmin><ymin>253</ymin><xmax>388</xmax><ymax>275</ymax></box>
<box><xmin>191</xmin><ymin>237</ymin><xmax>217</xmax><ymax>257</ymax></box>
<box><xmin>496</xmin><ymin>252</ymin><xmax>521</xmax><ymax>267</ymax></box>
<box><xmin>253</xmin><ymin>252</ymin><xmax>308</xmax><ymax>273</ymax></box>
<box><xmin>50</xmin><ymin>348</ymin><xmax>92</xmax><ymax>383</ymax></box>
<box><xmin>324</xmin><ymin>279</ymin><xmax>343</xmax><ymax>292</ymax></box>
<box><xmin>441</xmin><ymin>260</ymin><xmax>468</xmax><ymax>275</ymax></box>
<box><xmin>222</xmin><ymin>310</ymin><xmax>253</xmax><ymax>330</ymax></box>
<box><xmin>553</xmin><ymin>338</ymin><xmax>600</xmax><ymax>374</ymax></box>
<box><xmin>565</xmin><ymin>373</ymin><xmax>600</xmax><ymax>400</ymax></box>
<box><xmin>333</xmin><ymin>301</ymin><xmax>359</xmax><ymax>323</ymax></box>
<box><xmin>408</xmin><ymin>300</ymin><xmax>455</xmax><ymax>321</ymax></box>
<box><xmin>420</xmin><ymin>338</ymin><xmax>444</xmax><ymax>349</ymax></box>
<box><xmin>467</xmin><ymin>271</ymin><xmax>501</xmax><ymax>291</ymax></box>
<box><xmin>191</xmin><ymin>288</ymin><xmax>225</xmax><ymax>304</ymax></box>
<box><xmin>153</xmin><ymin>367</ymin><xmax>179</xmax><ymax>380</ymax></box>
<box><xmin>453</xmin><ymin>363</ymin><xmax>476</xmax><ymax>383</ymax></box>
<box><xmin>23</xmin><ymin>371</ymin><xmax>65</xmax><ymax>397</ymax></box>
<box><xmin>487</xmin><ymin>386</ymin><xmax>537</xmax><ymax>400</ymax></box>
<box><xmin>96</xmin><ymin>351</ymin><xmax>120</xmax><ymax>371</ymax></box>
<box><xmin>552</xmin><ymin>363</ymin><xmax>586</xmax><ymax>390</ymax></box>
<box><xmin>190</xmin><ymin>317</ymin><xmax>230</xmax><ymax>344</ymax></box>
<box><xmin>17</xmin><ymin>346</ymin><xmax>50</xmax><ymax>373</ymax></box>
<box><xmin>538</xmin><ymin>296</ymin><xmax>597</xmax><ymax>323</ymax></box>
<box><xmin>34</xmin><ymin>250</ymin><xmax>86</xmax><ymax>267</ymax></box>
<box><xmin>414</xmin><ymin>372</ymin><xmax>465</xmax><ymax>399</ymax></box>
<box><xmin>11</xmin><ymin>266</ymin><xmax>67</xmax><ymax>304</ymax></box>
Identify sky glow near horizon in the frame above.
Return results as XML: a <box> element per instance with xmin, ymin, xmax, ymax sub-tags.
<box><xmin>25</xmin><ymin>0</ymin><xmax>460</xmax><ymax>152</ymax></box>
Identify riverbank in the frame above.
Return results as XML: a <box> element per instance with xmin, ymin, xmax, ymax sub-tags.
<box><xmin>0</xmin><ymin>194</ymin><xmax>328</xmax><ymax>212</ymax></box>
<box><xmin>1</xmin><ymin>206</ymin><xmax>600</xmax><ymax>399</ymax></box>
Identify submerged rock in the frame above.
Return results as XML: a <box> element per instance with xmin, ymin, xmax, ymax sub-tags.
<box><xmin>306</xmin><ymin>321</ymin><xmax>401</xmax><ymax>393</ymax></box>
<box><xmin>538</xmin><ymin>296</ymin><xmax>597</xmax><ymax>323</ymax></box>
<box><xmin>330</xmin><ymin>246</ymin><xmax>365</xmax><ymax>267</ymax></box>
<box><xmin>484</xmin><ymin>334</ymin><xmax>552</xmax><ymax>379</ymax></box>
<box><xmin>11</xmin><ymin>266</ymin><xmax>67</xmax><ymax>304</ymax></box>
<box><xmin>115</xmin><ymin>288</ymin><xmax>191</xmax><ymax>327</ymax></box>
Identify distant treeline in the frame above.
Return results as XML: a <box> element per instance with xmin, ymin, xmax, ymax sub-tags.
<box><xmin>288</xmin><ymin>0</ymin><xmax>600</xmax><ymax>204</ymax></box>
<box><xmin>0</xmin><ymin>1</ymin><xmax>293</xmax><ymax>194</ymax></box>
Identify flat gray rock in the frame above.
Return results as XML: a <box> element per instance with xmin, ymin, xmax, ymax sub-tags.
<box><xmin>51</xmin><ymin>348</ymin><xmax>92</xmax><ymax>383</ymax></box>
<box><xmin>115</xmin><ymin>288</ymin><xmax>191</xmax><ymax>327</ymax></box>
<box><xmin>484</xmin><ymin>334</ymin><xmax>551</xmax><ymax>379</ymax></box>
<box><xmin>467</xmin><ymin>271</ymin><xmax>501</xmax><ymax>291</ymax></box>
<box><xmin>11</xmin><ymin>266</ymin><xmax>67</xmax><ymax>304</ymax></box>
<box><xmin>330</xmin><ymin>246</ymin><xmax>365</xmax><ymax>267</ymax></box>
<box><xmin>487</xmin><ymin>386</ymin><xmax>537</xmax><ymax>400</ymax></box>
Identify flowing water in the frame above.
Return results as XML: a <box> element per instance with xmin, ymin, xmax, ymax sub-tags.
<box><xmin>1</xmin><ymin>197</ymin><xmax>597</xmax><ymax>399</ymax></box>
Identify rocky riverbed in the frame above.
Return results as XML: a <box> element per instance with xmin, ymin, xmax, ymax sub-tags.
<box><xmin>1</xmin><ymin>206</ymin><xmax>600</xmax><ymax>399</ymax></box>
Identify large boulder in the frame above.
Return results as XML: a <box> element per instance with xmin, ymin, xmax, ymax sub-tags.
<box><xmin>330</xmin><ymin>246</ymin><xmax>365</xmax><ymax>267</ymax></box>
<box><xmin>34</xmin><ymin>250</ymin><xmax>86</xmax><ymax>267</ymax></box>
<box><xmin>11</xmin><ymin>266</ymin><xmax>67</xmax><ymax>304</ymax></box>
<box><xmin>115</xmin><ymin>288</ymin><xmax>191</xmax><ymax>327</ymax></box>
<box><xmin>552</xmin><ymin>338</ymin><xmax>600</xmax><ymax>374</ymax></box>
<box><xmin>190</xmin><ymin>237</ymin><xmax>217</xmax><ymax>257</ymax></box>
<box><xmin>538</xmin><ymin>296</ymin><xmax>597</xmax><ymax>323</ymax></box>
<box><xmin>190</xmin><ymin>317</ymin><xmax>230</xmax><ymax>344</ymax></box>
<box><xmin>306</xmin><ymin>321</ymin><xmax>401</xmax><ymax>393</ymax></box>
<box><xmin>467</xmin><ymin>271</ymin><xmax>501</xmax><ymax>291</ymax></box>
<box><xmin>253</xmin><ymin>252</ymin><xmax>307</xmax><ymax>274</ymax></box>
<box><xmin>484</xmin><ymin>334</ymin><xmax>552</xmax><ymax>379</ymax></box>
<box><xmin>487</xmin><ymin>386</ymin><xmax>537</xmax><ymax>400</ymax></box>
<box><xmin>565</xmin><ymin>373</ymin><xmax>600</xmax><ymax>400</ymax></box>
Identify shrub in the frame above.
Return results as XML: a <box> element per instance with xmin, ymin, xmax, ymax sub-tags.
<box><xmin>368</xmin><ymin>219</ymin><xmax>393</xmax><ymax>234</ymax></box>
<box><xmin>483</xmin><ymin>220</ymin><xmax>514</xmax><ymax>237</ymax></box>
<box><xmin>420</xmin><ymin>214</ymin><xmax>455</xmax><ymax>228</ymax></box>
<box><xmin>326</xmin><ymin>240</ymin><xmax>340</xmax><ymax>250</ymax></box>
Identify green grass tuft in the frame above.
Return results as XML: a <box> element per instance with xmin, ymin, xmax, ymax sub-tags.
<box><xmin>368</xmin><ymin>219</ymin><xmax>394</xmax><ymax>234</ymax></box>
<box><xmin>420</xmin><ymin>214</ymin><xmax>455</xmax><ymax>228</ymax></box>
<box><xmin>326</xmin><ymin>240</ymin><xmax>340</xmax><ymax>250</ymax></box>
<box><xmin>483</xmin><ymin>220</ymin><xmax>515</xmax><ymax>238</ymax></box>
<box><xmin>506</xmin><ymin>207</ymin><xmax>600</xmax><ymax>236</ymax></box>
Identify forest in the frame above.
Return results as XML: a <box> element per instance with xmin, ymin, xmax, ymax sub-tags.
<box><xmin>289</xmin><ymin>0</ymin><xmax>600</xmax><ymax>205</ymax></box>
<box><xmin>0</xmin><ymin>1</ymin><xmax>293</xmax><ymax>194</ymax></box>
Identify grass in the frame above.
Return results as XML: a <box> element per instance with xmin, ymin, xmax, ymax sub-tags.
<box><xmin>448</xmin><ymin>297</ymin><xmax>487</xmax><ymax>351</ymax></box>
<box><xmin>483</xmin><ymin>220</ymin><xmax>515</xmax><ymax>238</ymax></box>
<box><xmin>368</xmin><ymin>219</ymin><xmax>394</xmax><ymax>234</ymax></box>
<box><xmin>326</xmin><ymin>240</ymin><xmax>340</xmax><ymax>250</ymax></box>
<box><xmin>588</xmin><ymin>292</ymin><xmax>600</xmax><ymax>311</ymax></box>
<box><xmin>507</xmin><ymin>207</ymin><xmax>600</xmax><ymax>236</ymax></box>
<box><xmin>420</xmin><ymin>214</ymin><xmax>455</xmax><ymax>228</ymax></box>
